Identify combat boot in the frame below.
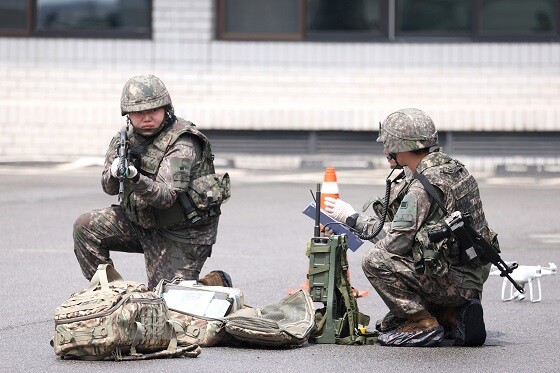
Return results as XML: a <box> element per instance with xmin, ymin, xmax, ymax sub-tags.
<box><xmin>433</xmin><ymin>306</ymin><xmax>457</xmax><ymax>339</ymax></box>
<box><xmin>453</xmin><ymin>299</ymin><xmax>486</xmax><ymax>346</ymax></box>
<box><xmin>375</xmin><ymin>311</ymin><xmax>406</xmax><ymax>333</ymax></box>
<box><xmin>378</xmin><ymin>310</ymin><xmax>444</xmax><ymax>347</ymax></box>
<box><xmin>198</xmin><ymin>270</ymin><xmax>233</xmax><ymax>287</ymax></box>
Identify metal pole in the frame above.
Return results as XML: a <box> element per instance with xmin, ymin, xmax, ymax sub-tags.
<box><xmin>388</xmin><ymin>0</ymin><xmax>396</xmax><ymax>40</ymax></box>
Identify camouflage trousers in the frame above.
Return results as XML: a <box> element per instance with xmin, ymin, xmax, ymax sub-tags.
<box><xmin>362</xmin><ymin>247</ymin><xmax>479</xmax><ymax>319</ymax></box>
<box><xmin>73</xmin><ymin>205</ymin><xmax>212</xmax><ymax>289</ymax></box>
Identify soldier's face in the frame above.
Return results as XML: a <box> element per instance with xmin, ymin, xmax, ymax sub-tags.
<box><xmin>129</xmin><ymin>108</ymin><xmax>166</xmax><ymax>136</ymax></box>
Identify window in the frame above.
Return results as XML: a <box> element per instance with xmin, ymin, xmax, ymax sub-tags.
<box><xmin>217</xmin><ymin>0</ymin><xmax>560</xmax><ymax>42</ymax></box>
<box><xmin>0</xmin><ymin>0</ymin><xmax>31</xmax><ymax>35</ymax></box>
<box><xmin>0</xmin><ymin>0</ymin><xmax>151</xmax><ymax>38</ymax></box>
<box><xmin>306</xmin><ymin>0</ymin><xmax>384</xmax><ymax>41</ymax></box>
<box><xmin>397</xmin><ymin>0</ymin><xmax>472</xmax><ymax>36</ymax></box>
<box><xmin>479</xmin><ymin>0</ymin><xmax>558</xmax><ymax>37</ymax></box>
<box><xmin>218</xmin><ymin>0</ymin><xmax>303</xmax><ymax>40</ymax></box>
<box><xmin>217</xmin><ymin>0</ymin><xmax>385</xmax><ymax>41</ymax></box>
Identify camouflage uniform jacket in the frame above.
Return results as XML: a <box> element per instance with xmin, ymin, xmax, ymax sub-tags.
<box><xmin>361</xmin><ymin>152</ymin><xmax>494</xmax><ymax>291</ymax></box>
<box><xmin>355</xmin><ymin>169</ymin><xmax>411</xmax><ymax>242</ymax></box>
<box><xmin>102</xmin><ymin>118</ymin><xmax>218</xmax><ymax>245</ymax></box>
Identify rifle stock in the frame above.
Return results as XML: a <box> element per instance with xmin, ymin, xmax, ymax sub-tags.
<box><xmin>462</xmin><ymin>219</ymin><xmax>524</xmax><ymax>293</ymax></box>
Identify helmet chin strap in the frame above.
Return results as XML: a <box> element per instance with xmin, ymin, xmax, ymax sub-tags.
<box><xmin>387</xmin><ymin>152</ymin><xmax>403</xmax><ymax>168</ymax></box>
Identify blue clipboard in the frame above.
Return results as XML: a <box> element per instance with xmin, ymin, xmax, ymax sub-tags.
<box><xmin>302</xmin><ymin>202</ymin><xmax>364</xmax><ymax>252</ymax></box>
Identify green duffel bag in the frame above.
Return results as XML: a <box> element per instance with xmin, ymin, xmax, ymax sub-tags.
<box><xmin>224</xmin><ymin>290</ymin><xmax>315</xmax><ymax>348</ymax></box>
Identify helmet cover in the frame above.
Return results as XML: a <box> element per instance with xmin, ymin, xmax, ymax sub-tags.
<box><xmin>378</xmin><ymin>108</ymin><xmax>438</xmax><ymax>153</ymax></box>
<box><xmin>120</xmin><ymin>74</ymin><xmax>172</xmax><ymax>116</ymax></box>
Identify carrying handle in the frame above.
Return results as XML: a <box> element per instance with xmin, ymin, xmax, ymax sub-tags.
<box><xmin>86</xmin><ymin>264</ymin><xmax>124</xmax><ymax>291</ymax></box>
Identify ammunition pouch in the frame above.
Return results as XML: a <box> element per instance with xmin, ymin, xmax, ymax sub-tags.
<box><xmin>415</xmin><ymin>219</ymin><xmax>478</xmax><ymax>276</ymax></box>
<box><xmin>180</xmin><ymin>173</ymin><xmax>231</xmax><ymax>226</ymax></box>
<box><xmin>413</xmin><ymin>242</ymin><xmax>449</xmax><ymax>277</ymax></box>
<box><xmin>412</xmin><ymin>221</ymin><xmax>453</xmax><ymax>277</ymax></box>
<box><xmin>154</xmin><ymin>173</ymin><xmax>230</xmax><ymax>229</ymax></box>
<box><xmin>363</xmin><ymin>197</ymin><xmax>395</xmax><ymax>221</ymax></box>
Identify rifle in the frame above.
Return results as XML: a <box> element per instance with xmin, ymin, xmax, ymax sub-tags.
<box><xmin>414</xmin><ymin>173</ymin><xmax>524</xmax><ymax>294</ymax></box>
<box><xmin>117</xmin><ymin>127</ymin><xmax>129</xmax><ymax>202</ymax></box>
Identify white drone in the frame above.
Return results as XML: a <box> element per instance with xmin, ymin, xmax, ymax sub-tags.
<box><xmin>490</xmin><ymin>262</ymin><xmax>557</xmax><ymax>303</ymax></box>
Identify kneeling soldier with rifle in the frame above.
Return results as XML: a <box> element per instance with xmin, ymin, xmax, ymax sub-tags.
<box><xmin>325</xmin><ymin>108</ymin><xmax>520</xmax><ymax>347</ymax></box>
<box><xmin>73</xmin><ymin>75</ymin><xmax>231</xmax><ymax>290</ymax></box>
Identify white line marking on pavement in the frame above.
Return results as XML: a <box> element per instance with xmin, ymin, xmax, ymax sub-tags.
<box><xmin>529</xmin><ymin>234</ymin><xmax>560</xmax><ymax>245</ymax></box>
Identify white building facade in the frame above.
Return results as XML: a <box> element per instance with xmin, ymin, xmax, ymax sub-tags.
<box><xmin>0</xmin><ymin>0</ymin><xmax>559</xmax><ymax>160</ymax></box>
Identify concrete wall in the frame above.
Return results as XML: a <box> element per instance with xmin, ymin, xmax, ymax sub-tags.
<box><xmin>0</xmin><ymin>0</ymin><xmax>559</xmax><ymax>158</ymax></box>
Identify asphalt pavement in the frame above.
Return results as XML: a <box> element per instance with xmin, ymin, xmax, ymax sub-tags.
<box><xmin>0</xmin><ymin>162</ymin><xmax>559</xmax><ymax>373</ymax></box>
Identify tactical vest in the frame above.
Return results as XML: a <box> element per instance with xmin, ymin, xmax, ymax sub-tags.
<box><xmin>410</xmin><ymin>153</ymin><xmax>493</xmax><ymax>289</ymax></box>
<box><xmin>122</xmin><ymin>119</ymin><xmax>217</xmax><ymax>229</ymax></box>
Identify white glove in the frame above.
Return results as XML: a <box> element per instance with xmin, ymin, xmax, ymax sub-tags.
<box><xmin>323</xmin><ymin>197</ymin><xmax>357</xmax><ymax>223</ymax></box>
<box><xmin>110</xmin><ymin>158</ymin><xmax>119</xmax><ymax>178</ymax></box>
<box><xmin>110</xmin><ymin>158</ymin><xmax>138</xmax><ymax>179</ymax></box>
<box><xmin>127</xmin><ymin>165</ymin><xmax>138</xmax><ymax>179</ymax></box>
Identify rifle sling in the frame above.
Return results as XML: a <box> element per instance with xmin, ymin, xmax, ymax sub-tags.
<box><xmin>413</xmin><ymin>172</ymin><xmax>449</xmax><ymax>215</ymax></box>
<box><xmin>178</xmin><ymin>192</ymin><xmax>202</xmax><ymax>224</ymax></box>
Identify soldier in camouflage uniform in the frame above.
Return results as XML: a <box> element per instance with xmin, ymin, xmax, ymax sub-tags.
<box><xmin>73</xmin><ymin>74</ymin><xmax>230</xmax><ymax>289</ymax></box>
<box><xmin>325</xmin><ymin>108</ymin><xmax>495</xmax><ymax>347</ymax></box>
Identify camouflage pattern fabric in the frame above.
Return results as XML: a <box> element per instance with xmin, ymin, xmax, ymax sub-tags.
<box><xmin>362</xmin><ymin>247</ymin><xmax>479</xmax><ymax>318</ymax></box>
<box><xmin>377</xmin><ymin>108</ymin><xmax>438</xmax><ymax>153</ymax></box>
<box><xmin>187</xmin><ymin>173</ymin><xmax>230</xmax><ymax>211</ymax></box>
<box><xmin>102</xmin><ymin>118</ymin><xmax>220</xmax><ymax>240</ymax></box>
<box><xmin>361</xmin><ymin>151</ymin><xmax>489</xmax><ymax>320</ymax></box>
<box><xmin>73</xmin><ymin>205</ymin><xmax>212</xmax><ymax>289</ymax></box>
<box><xmin>153</xmin><ymin>278</ymin><xmax>244</xmax><ymax>347</ymax></box>
<box><xmin>355</xmin><ymin>169</ymin><xmax>411</xmax><ymax>242</ymax></box>
<box><xmin>120</xmin><ymin>74</ymin><xmax>172</xmax><ymax>116</ymax></box>
<box><xmin>167</xmin><ymin>310</ymin><xmax>232</xmax><ymax>347</ymax></box>
<box><xmin>74</xmin><ymin>115</ymin><xmax>222</xmax><ymax>289</ymax></box>
<box><xmin>52</xmin><ymin>264</ymin><xmax>200</xmax><ymax>360</ymax></box>
<box><xmin>225</xmin><ymin>290</ymin><xmax>316</xmax><ymax>347</ymax></box>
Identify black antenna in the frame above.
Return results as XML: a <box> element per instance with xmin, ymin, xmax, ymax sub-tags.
<box><xmin>314</xmin><ymin>183</ymin><xmax>321</xmax><ymax>237</ymax></box>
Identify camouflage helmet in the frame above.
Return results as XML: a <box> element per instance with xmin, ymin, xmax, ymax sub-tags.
<box><xmin>377</xmin><ymin>108</ymin><xmax>438</xmax><ymax>153</ymax></box>
<box><xmin>120</xmin><ymin>74</ymin><xmax>173</xmax><ymax>116</ymax></box>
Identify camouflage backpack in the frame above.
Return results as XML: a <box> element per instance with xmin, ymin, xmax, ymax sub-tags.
<box><xmin>154</xmin><ymin>278</ymin><xmax>244</xmax><ymax>347</ymax></box>
<box><xmin>51</xmin><ymin>264</ymin><xmax>201</xmax><ymax>361</ymax></box>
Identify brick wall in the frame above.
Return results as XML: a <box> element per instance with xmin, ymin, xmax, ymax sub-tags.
<box><xmin>0</xmin><ymin>0</ymin><xmax>558</xmax><ymax>158</ymax></box>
